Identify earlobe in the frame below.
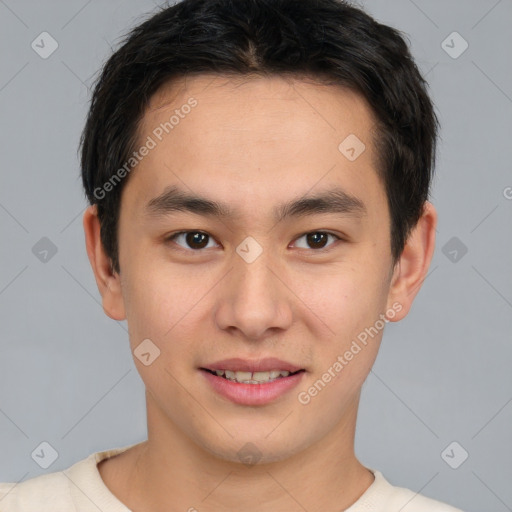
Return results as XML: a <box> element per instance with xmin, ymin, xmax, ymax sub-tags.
<box><xmin>386</xmin><ymin>201</ymin><xmax>437</xmax><ymax>322</ymax></box>
<box><xmin>83</xmin><ymin>205</ymin><xmax>126</xmax><ymax>321</ymax></box>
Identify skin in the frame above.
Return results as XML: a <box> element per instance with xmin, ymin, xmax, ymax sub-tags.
<box><xmin>83</xmin><ymin>74</ymin><xmax>437</xmax><ymax>512</ymax></box>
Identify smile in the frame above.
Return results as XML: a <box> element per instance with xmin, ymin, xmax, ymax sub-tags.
<box><xmin>202</xmin><ymin>368</ymin><xmax>304</xmax><ymax>384</ymax></box>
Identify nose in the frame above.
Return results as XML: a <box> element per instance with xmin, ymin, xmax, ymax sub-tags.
<box><xmin>214</xmin><ymin>248</ymin><xmax>293</xmax><ymax>341</ymax></box>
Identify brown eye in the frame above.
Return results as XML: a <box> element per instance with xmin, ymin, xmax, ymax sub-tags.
<box><xmin>307</xmin><ymin>232</ymin><xmax>328</xmax><ymax>249</ymax></box>
<box><xmin>293</xmin><ymin>231</ymin><xmax>341</xmax><ymax>250</ymax></box>
<box><xmin>167</xmin><ymin>231</ymin><xmax>218</xmax><ymax>250</ymax></box>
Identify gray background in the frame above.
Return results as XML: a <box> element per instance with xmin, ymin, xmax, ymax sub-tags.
<box><xmin>0</xmin><ymin>1</ymin><xmax>511</xmax><ymax>511</ymax></box>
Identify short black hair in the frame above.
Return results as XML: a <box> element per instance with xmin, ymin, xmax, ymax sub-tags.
<box><xmin>80</xmin><ymin>0</ymin><xmax>438</xmax><ymax>274</ymax></box>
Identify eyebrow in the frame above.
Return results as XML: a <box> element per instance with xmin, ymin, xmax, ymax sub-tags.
<box><xmin>144</xmin><ymin>185</ymin><xmax>367</xmax><ymax>223</ymax></box>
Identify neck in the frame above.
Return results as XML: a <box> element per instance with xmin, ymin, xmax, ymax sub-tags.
<box><xmin>100</xmin><ymin>394</ymin><xmax>374</xmax><ymax>512</ymax></box>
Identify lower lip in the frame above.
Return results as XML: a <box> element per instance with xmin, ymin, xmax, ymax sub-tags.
<box><xmin>200</xmin><ymin>369</ymin><xmax>305</xmax><ymax>406</ymax></box>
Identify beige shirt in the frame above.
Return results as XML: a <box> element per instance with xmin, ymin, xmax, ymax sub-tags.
<box><xmin>0</xmin><ymin>444</ymin><xmax>464</xmax><ymax>511</ymax></box>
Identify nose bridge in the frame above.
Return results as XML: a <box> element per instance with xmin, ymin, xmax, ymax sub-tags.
<box><xmin>235</xmin><ymin>236</ymin><xmax>283</xmax><ymax>305</ymax></box>
<box><xmin>214</xmin><ymin>236</ymin><xmax>293</xmax><ymax>339</ymax></box>
<box><xmin>236</xmin><ymin>242</ymin><xmax>277</xmax><ymax>295</ymax></box>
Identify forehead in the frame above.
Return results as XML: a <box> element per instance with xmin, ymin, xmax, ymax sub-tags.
<box><xmin>124</xmin><ymin>74</ymin><xmax>385</xmax><ymax>221</ymax></box>
<box><xmin>144</xmin><ymin>73</ymin><xmax>376</xmax><ymax>140</ymax></box>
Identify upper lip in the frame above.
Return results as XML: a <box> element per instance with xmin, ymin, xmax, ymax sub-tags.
<box><xmin>202</xmin><ymin>357</ymin><xmax>304</xmax><ymax>373</ymax></box>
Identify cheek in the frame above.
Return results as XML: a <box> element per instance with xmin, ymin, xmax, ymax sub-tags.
<box><xmin>120</xmin><ymin>260</ymin><xmax>182</xmax><ymax>347</ymax></box>
<box><xmin>296</xmin><ymin>262</ymin><xmax>387</xmax><ymax>337</ymax></box>
<box><xmin>120</xmin><ymin>265</ymin><xmax>197</xmax><ymax>401</ymax></box>
<box><xmin>121</xmin><ymin>259</ymin><xmax>213</xmax><ymax>376</ymax></box>
<box><xmin>296</xmin><ymin>262</ymin><xmax>388</xmax><ymax>396</ymax></box>
<box><xmin>121</xmin><ymin>274</ymin><xmax>157</xmax><ymax>335</ymax></box>
<box><xmin>312</xmin><ymin>263</ymin><xmax>389</xmax><ymax>391</ymax></box>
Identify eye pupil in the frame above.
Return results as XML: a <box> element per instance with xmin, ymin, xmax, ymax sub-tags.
<box><xmin>307</xmin><ymin>232</ymin><xmax>328</xmax><ymax>249</ymax></box>
<box><xmin>186</xmin><ymin>232</ymin><xmax>208</xmax><ymax>249</ymax></box>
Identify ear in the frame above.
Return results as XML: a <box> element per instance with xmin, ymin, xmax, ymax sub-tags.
<box><xmin>83</xmin><ymin>205</ymin><xmax>126</xmax><ymax>321</ymax></box>
<box><xmin>385</xmin><ymin>201</ymin><xmax>437</xmax><ymax>321</ymax></box>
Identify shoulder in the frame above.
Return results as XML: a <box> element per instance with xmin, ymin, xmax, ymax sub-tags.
<box><xmin>348</xmin><ymin>469</ymin><xmax>464</xmax><ymax>512</ymax></box>
<box><xmin>0</xmin><ymin>469</ymin><xmax>72</xmax><ymax>511</ymax></box>
<box><xmin>0</xmin><ymin>443</ymin><xmax>137</xmax><ymax>512</ymax></box>
<box><xmin>386</xmin><ymin>484</ymin><xmax>464</xmax><ymax>512</ymax></box>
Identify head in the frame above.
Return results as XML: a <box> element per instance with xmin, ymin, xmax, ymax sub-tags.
<box><xmin>82</xmin><ymin>0</ymin><xmax>438</xmax><ymax>464</ymax></box>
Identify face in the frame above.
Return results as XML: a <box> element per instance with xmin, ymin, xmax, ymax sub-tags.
<box><xmin>110</xmin><ymin>75</ymin><xmax>404</xmax><ymax>463</ymax></box>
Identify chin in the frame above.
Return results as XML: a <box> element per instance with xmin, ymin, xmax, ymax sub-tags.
<box><xmin>194</xmin><ymin>426</ymin><xmax>311</xmax><ymax>467</ymax></box>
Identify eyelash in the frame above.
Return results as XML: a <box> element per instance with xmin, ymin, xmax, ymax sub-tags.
<box><xmin>164</xmin><ymin>230</ymin><xmax>343</xmax><ymax>253</ymax></box>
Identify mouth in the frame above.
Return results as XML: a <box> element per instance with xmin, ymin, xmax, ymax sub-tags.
<box><xmin>199</xmin><ymin>358</ymin><xmax>307</xmax><ymax>405</ymax></box>
<box><xmin>200</xmin><ymin>368</ymin><xmax>305</xmax><ymax>384</ymax></box>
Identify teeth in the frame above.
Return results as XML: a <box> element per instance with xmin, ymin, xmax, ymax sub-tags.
<box><xmin>211</xmin><ymin>369</ymin><xmax>293</xmax><ymax>384</ymax></box>
<box><xmin>235</xmin><ymin>371</ymin><xmax>252</xmax><ymax>382</ymax></box>
<box><xmin>253</xmin><ymin>371</ymin><xmax>271</xmax><ymax>382</ymax></box>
